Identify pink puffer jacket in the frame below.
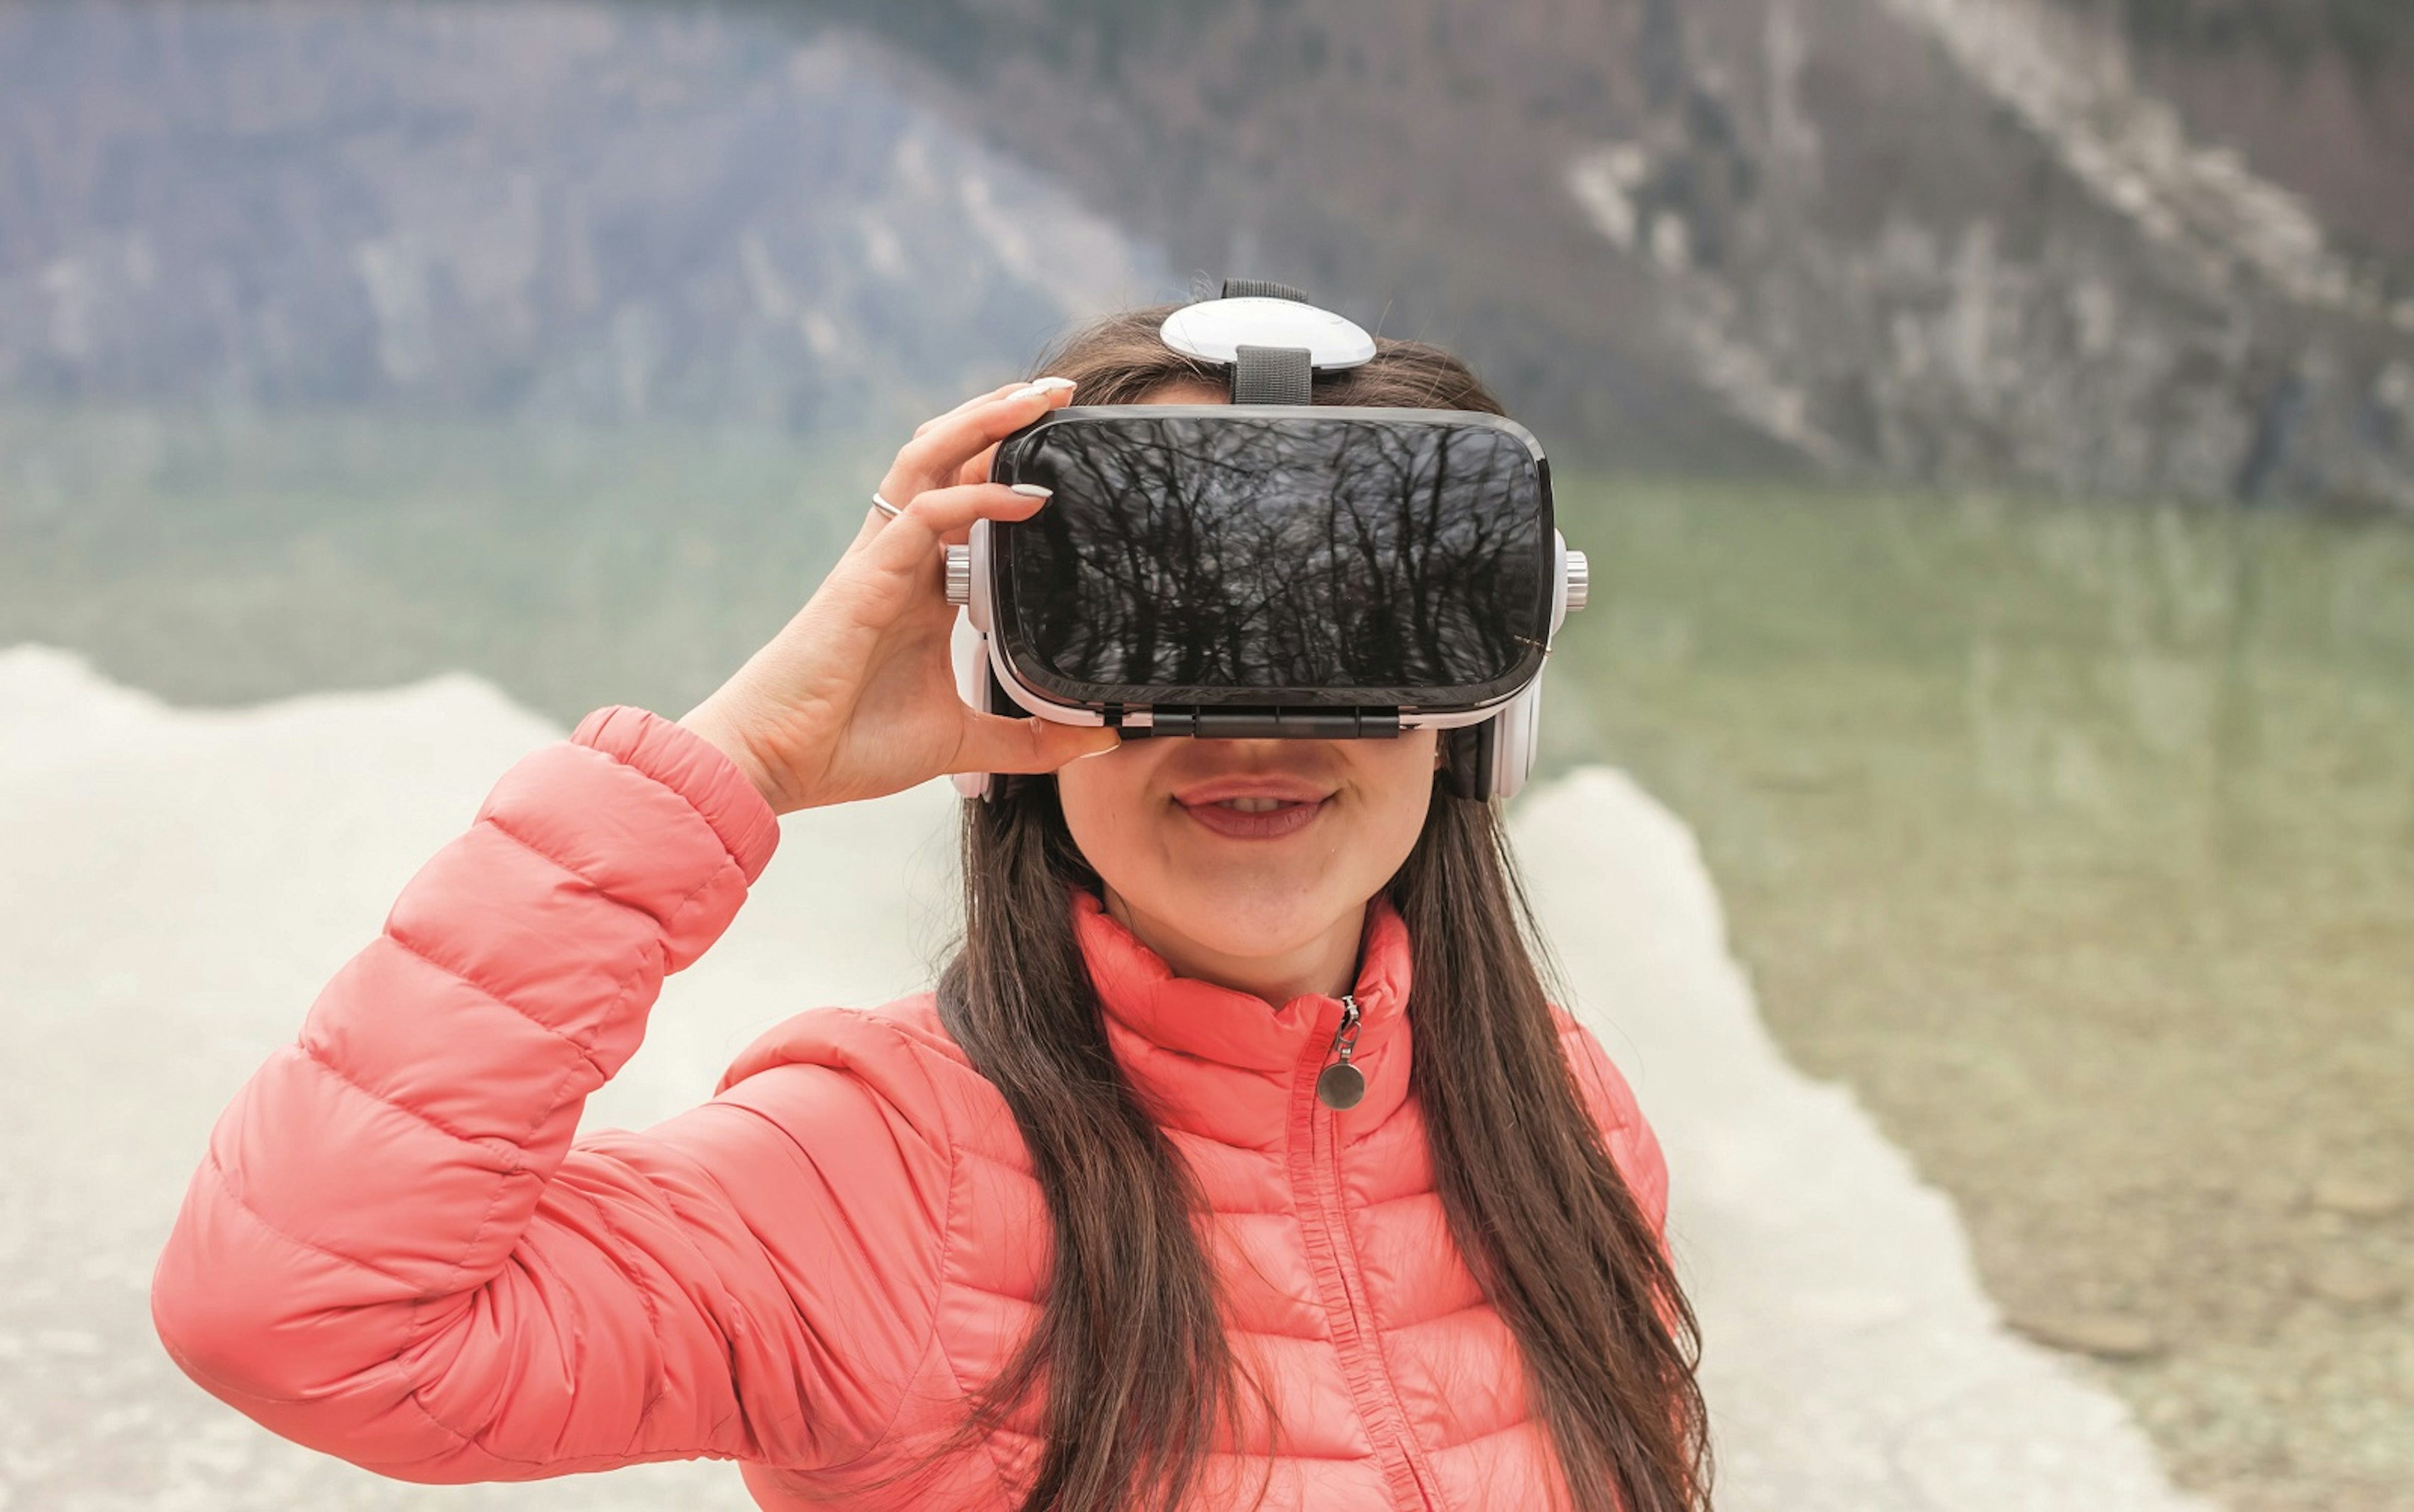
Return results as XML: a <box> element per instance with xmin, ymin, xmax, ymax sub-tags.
<box><xmin>152</xmin><ymin>706</ymin><xmax>1668</xmax><ymax>1511</ymax></box>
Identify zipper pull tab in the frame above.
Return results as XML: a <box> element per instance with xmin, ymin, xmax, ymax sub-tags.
<box><xmin>1316</xmin><ymin>995</ymin><xmax>1366</xmax><ymax>1111</ymax></box>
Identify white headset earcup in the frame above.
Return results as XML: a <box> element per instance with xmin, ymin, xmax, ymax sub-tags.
<box><xmin>1482</xmin><ymin>675</ymin><xmax>1546</xmax><ymax>802</ymax></box>
<box><xmin>1469</xmin><ymin>543</ymin><xmax>1566</xmax><ymax>802</ymax></box>
<box><xmin>949</xmin><ymin>610</ymin><xmax>996</xmax><ymax>802</ymax></box>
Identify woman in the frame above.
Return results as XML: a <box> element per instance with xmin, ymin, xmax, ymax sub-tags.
<box><xmin>150</xmin><ymin>304</ymin><xmax>1710</xmax><ymax>1512</ymax></box>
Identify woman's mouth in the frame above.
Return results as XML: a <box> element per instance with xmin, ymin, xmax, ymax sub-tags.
<box><xmin>1171</xmin><ymin>781</ymin><xmax>1335</xmax><ymax>840</ymax></box>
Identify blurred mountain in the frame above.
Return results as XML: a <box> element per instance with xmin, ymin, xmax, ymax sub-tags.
<box><xmin>838</xmin><ymin>0</ymin><xmax>2414</xmax><ymax>507</ymax></box>
<box><xmin>4</xmin><ymin>0</ymin><xmax>2410</xmax><ymax>508</ymax></box>
<box><xmin>0</xmin><ymin>2</ymin><xmax>1173</xmax><ymax>439</ymax></box>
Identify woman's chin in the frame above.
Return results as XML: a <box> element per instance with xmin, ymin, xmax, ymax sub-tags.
<box><xmin>1140</xmin><ymin>878</ymin><xmax>1357</xmax><ymax>964</ymax></box>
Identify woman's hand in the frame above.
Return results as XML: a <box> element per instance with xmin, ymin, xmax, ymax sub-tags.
<box><xmin>676</xmin><ymin>377</ymin><xmax>1119</xmax><ymax>814</ymax></box>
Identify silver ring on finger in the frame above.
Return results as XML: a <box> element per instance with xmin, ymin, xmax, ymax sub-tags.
<box><xmin>871</xmin><ymin>491</ymin><xmax>903</xmax><ymax>519</ymax></box>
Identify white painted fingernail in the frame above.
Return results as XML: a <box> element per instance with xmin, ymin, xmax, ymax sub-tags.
<box><xmin>1009</xmin><ymin>483</ymin><xmax>1053</xmax><ymax>498</ymax></box>
<box><xmin>1030</xmin><ymin>375</ymin><xmax>1076</xmax><ymax>392</ymax></box>
<box><xmin>1010</xmin><ymin>384</ymin><xmax>1049</xmax><ymax>401</ymax></box>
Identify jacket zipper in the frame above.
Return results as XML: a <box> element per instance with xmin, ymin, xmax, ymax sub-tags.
<box><xmin>1316</xmin><ymin>996</ymin><xmax>1366</xmax><ymax>1110</ymax></box>
<box><xmin>1294</xmin><ymin>994</ymin><xmax>1442</xmax><ymax>1511</ymax></box>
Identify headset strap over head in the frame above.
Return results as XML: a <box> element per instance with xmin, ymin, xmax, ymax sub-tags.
<box><xmin>1159</xmin><ymin>279</ymin><xmax>1376</xmax><ymax>406</ymax></box>
<box><xmin>1225</xmin><ymin>279</ymin><xmax>1312</xmax><ymax>404</ymax></box>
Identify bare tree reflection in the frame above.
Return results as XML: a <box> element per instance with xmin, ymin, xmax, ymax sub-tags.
<box><xmin>1003</xmin><ymin>415</ymin><xmax>1545</xmax><ymax>701</ymax></box>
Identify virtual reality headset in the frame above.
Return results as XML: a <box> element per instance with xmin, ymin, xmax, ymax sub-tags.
<box><xmin>948</xmin><ymin>280</ymin><xmax>1589</xmax><ymax>803</ymax></box>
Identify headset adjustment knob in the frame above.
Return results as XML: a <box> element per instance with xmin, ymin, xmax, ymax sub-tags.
<box><xmin>944</xmin><ymin>545</ymin><xmax>973</xmax><ymax>606</ymax></box>
<box><xmin>1564</xmin><ymin>548</ymin><xmax>1590</xmax><ymax>612</ymax></box>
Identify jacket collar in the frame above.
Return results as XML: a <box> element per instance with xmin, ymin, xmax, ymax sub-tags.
<box><xmin>1070</xmin><ymin>886</ymin><xmax>1416</xmax><ymax>1150</ymax></box>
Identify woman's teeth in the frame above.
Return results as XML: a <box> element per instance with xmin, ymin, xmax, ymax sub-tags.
<box><xmin>1182</xmin><ymin>791</ymin><xmax>1325</xmax><ymax>839</ymax></box>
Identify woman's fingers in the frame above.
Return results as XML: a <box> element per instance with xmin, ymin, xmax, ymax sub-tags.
<box><xmin>864</xmin><ymin>480</ymin><xmax>1055</xmax><ymax>572</ymax></box>
<box><xmin>957</xmin><ymin>711</ymin><xmax>1121</xmax><ymax>775</ymax></box>
<box><xmin>896</xmin><ymin>379</ymin><xmax>1063</xmax><ymax>481</ymax></box>
<box><xmin>878</xmin><ymin>377</ymin><xmax>1072</xmax><ymax>507</ymax></box>
<box><xmin>859</xmin><ymin>375</ymin><xmax>1072</xmax><ymax>551</ymax></box>
<box><xmin>954</xmin><ymin>438</ymin><xmax>1005</xmax><ymax>490</ymax></box>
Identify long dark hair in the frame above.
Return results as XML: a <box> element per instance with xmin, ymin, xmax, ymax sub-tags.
<box><xmin>933</xmin><ymin>306</ymin><xmax>1711</xmax><ymax>1512</ymax></box>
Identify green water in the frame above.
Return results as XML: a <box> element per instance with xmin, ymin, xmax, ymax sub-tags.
<box><xmin>5</xmin><ymin>411</ymin><xmax>2410</xmax><ymax>1510</ymax></box>
<box><xmin>0</xmin><ymin>408</ymin><xmax>881</xmax><ymax>720</ymax></box>
<box><xmin>1546</xmin><ymin>480</ymin><xmax>2414</xmax><ymax>1512</ymax></box>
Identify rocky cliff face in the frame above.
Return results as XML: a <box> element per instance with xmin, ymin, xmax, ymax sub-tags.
<box><xmin>868</xmin><ymin>0</ymin><xmax>2414</xmax><ymax>507</ymax></box>
<box><xmin>4</xmin><ymin>0</ymin><xmax>2408</xmax><ymax>509</ymax></box>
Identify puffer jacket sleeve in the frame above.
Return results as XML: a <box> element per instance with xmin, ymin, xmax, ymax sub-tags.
<box><xmin>149</xmin><ymin>705</ymin><xmax>956</xmax><ymax>1482</ymax></box>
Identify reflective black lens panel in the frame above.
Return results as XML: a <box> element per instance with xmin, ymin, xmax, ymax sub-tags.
<box><xmin>990</xmin><ymin>407</ymin><xmax>1552</xmax><ymax>710</ymax></box>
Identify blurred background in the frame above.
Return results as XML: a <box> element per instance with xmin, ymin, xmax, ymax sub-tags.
<box><xmin>1</xmin><ymin>2</ymin><xmax>2408</xmax><ymax>1509</ymax></box>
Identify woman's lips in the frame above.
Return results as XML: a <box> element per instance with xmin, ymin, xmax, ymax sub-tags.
<box><xmin>1177</xmin><ymin>797</ymin><xmax>1332</xmax><ymax>840</ymax></box>
<box><xmin>1170</xmin><ymin>773</ymin><xmax>1337</xmax><ymax>841</ymax></box>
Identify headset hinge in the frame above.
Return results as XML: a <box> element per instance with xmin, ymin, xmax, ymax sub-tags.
<box><xmin>1138</xmin><ymin>708</ymin><xmax>1402</xmax><ymax>739</ymax></box>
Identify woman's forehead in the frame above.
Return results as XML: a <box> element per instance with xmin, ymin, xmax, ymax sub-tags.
<box><xmin>1135</xmin><ymin>378</ymin><xmax>1229</xmax><ymax>406</ymax></box>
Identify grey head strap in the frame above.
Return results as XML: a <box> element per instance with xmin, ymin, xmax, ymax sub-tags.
<box><xmin>1221</xmin><ymin>279</ymin><xmax>1311</xmax><ymax>406</ymax></box>
<box><xmin>1231</xmin><ymin>344</ymin><xmax>1314</xmax><ymax>405</ymax></box>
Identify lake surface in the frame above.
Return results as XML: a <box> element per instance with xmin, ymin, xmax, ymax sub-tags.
<box><xmin>1546</xmin><ymin>483</ymin><xmax>2414</xmax><ymax>1512</ymax></box>
<box><xmin>5</xmin><ymin>407</ymin><xmax>2408</xmax><ymax>1511</ymax></box>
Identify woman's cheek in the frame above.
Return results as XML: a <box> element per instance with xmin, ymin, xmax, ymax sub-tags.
<box><xmin>1362</xmin><ymin>733</ymin><xmax>1440</xmax><ymax>873</ymax></box>
<box><xmin>1055</xmin><ymin>745</ymin><xmax>1159</xmax><ymax>889</ymax></box>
